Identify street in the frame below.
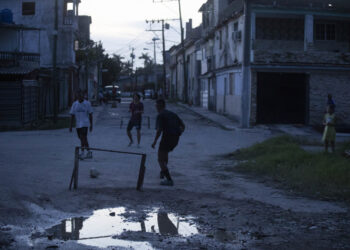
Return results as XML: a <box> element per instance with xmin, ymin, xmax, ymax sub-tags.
<box><xmin>0</xmin><ymin>99</ymin><xmax>349</xmax><ymax>249</ymax></box>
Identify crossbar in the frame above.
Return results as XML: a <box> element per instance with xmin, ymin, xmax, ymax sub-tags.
<box><xmin>69</xmin><ymin>147</ymin><xmax>147</xmax><ymax>191</ymax></box>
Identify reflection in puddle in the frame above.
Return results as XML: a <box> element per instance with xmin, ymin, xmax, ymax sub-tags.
<box><xmin>41</xmin><ymin>207</ymin><xmax>198</xmax><ymax>249</ymax></box>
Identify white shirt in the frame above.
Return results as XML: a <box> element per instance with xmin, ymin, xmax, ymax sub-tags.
<box><xmin>70</xmin><ymin>100</ymin><xmax>93</xmax><ymax>128</ymax></box>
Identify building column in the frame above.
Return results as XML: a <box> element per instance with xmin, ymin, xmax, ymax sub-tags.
<box><xmin>250</xmin><ymin>11</ymin><xmax>256</xmax><ymax>62</ymax></box>
<box><xmin>304</xmin><ymin>14</ymin><xmax>314</xmax><ymax>51</ymax></box>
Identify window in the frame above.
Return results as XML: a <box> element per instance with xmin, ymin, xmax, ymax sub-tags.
<box><xmin>22</xmin><ymin>2</ymin><xmax>35</xmax><ymax>16</ymax></box>
<box><xmin>315</xmin><ymin>23</ymin><xmax>336</xmax><ymax>40</ymax></box>
<box><xmin>234</xmin><ymin>22</ymin><xmax>239</xmax><ymax>32</ymax></box>
<box><xmin>229</xmin><ymin>73</ymin><xmax>235</xmax><ymax>95</ymax></box>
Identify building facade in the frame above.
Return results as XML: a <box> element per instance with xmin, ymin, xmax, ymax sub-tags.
<box><xmin>169</xmin><ymin>0</ymin><xmax>350</xmax><ymax>129</ymax></box>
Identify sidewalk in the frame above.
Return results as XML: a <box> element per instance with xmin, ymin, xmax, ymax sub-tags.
<box><xmin>177</xmin><ymin>103</ymin><xmax>239</xmax><ymax>131</ymax></box>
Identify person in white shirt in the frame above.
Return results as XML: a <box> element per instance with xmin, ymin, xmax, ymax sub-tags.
<box><xmin>69</xmin><ymin>92</ymin><xmax>93</xmax><ymax>160</ymax></box>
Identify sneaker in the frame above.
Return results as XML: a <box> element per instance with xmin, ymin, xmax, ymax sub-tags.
<box><xmin>85</xmin><ymin>151</ymin><xmax>93</xmax><ymax>159</ymax></box>
<box><xmin>79</xmin><ymin>152</ymin><xmax>86</xmax><ymax>160</ymax></box>
<box><xmin>137</xmin><ymin>144</ymin><xmax>141</xmax><ymax>148</ymax></box>
<box><xmin>128</xmin><ymin>141</ymin><xmax>133</xmax><ymax>147</ymax></box>
<box><xmin>160</xmin><ymin>179</ymin><xmax>174</xmax><ymax>186</ymax></box>
<box><xmin>160</xmin><ymin>171</ymin><xmax>165</xmax><ymax>179</ymax></box>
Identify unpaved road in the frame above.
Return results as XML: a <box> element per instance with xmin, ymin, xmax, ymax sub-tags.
<box><xmin>0</xmin><ymin>99</ymin><xmax>349</xmax><ymax>249</ymax></box>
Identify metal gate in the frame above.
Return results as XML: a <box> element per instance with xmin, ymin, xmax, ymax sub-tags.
<box><xmin>0</xmin><ymin>81</ymin><xmax>22</xmax><ymax>126</ymax></box>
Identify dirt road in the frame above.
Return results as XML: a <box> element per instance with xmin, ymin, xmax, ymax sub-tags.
<box><xmin>0</xmin><ymin>99</ymin><xmax>349</xmax><ymax>249</ymax></box>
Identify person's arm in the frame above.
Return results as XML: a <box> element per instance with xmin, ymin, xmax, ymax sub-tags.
<box><xmin>152</xmin><ymin>115</ymin><xmax>163</xmax><ymax>148</ymax></box>
<box><xmin>178</xmin><ymin>116</ymin><xmax>185</xmax><ymax>133</ymax></box>
<box><xmin>152</xmin><ymin>130</ymin><xmax>162</xmax><ymax>148</ymax></box>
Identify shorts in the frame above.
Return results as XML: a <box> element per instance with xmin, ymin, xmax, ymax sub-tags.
<box><xmin>159</xmin><ymin>134</ymin><xmax>180</xmax><ymax>152</ymax></box>
<box><xmin>76</xmin><ymin>127</ymin><xmax>88</xmax><ymax>138</ymax></box>
<box><xmin>127</xmin><ymin>119</ymin><xmax>142</xmax><ymax>131</ymax></box>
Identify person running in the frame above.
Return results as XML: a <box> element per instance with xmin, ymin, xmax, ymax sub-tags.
<box><xmin>70</xmin><ymin>92</ymin><xmax>93</xmax><ymax>160</ymax></box>
<box><xmin>152</xmin><ymin>99</ymin><xmax>185</xmax><ymax>186</ymax></box>
<box><xmin>127</xmin><ymin>93</ymin><xmax>144</xmax><ymax>147</ymax></box>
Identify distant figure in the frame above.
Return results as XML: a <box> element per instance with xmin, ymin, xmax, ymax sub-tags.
<box><xmin>70</xmin><ymin>92</ymin><xmax>93</xmax><ymax>160</ymax></box>
<box><xmin>322</xmin><ymin>105</ymin><xmax>336</xmax><ymax>153</ymax></box>
<box><xmin>327</xmin><ymin>94</ymin><xmax>336</xmax><ymax>110</ymax></box>
<box><xmin>127</xmin><ymin>93</ymin><xmax>144</xmax><ymax>147</ymax></box>
<box><xmin>152</xmin><ymin>99</ymin><xmax>185</xmax><ymax>186</ymax></box>
<box><xmin>99</xmin><ymin>92</ymin><xmax>104</xmax><ymax>105</ymax></box>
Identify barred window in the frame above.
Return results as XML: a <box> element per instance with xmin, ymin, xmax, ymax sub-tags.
<box><xmin>315</xmin><ymin>23</ymin><xmax>336</xmax><ymax>40</ymax></box>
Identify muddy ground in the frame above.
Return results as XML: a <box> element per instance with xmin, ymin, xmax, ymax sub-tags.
<box><xmin>0</xmin><ymin>99</ymin><xmax>349</xmax><ymax>249</ymax></box>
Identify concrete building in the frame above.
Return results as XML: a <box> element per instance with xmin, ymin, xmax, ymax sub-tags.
<box><xmin>0</xmin><ymin>0</ymin><xmax>81</xmax><ymax>122</ymax></box>
<box><xmin>170</xmin><ymin>0</ymin><xmax>350</xmax><ymax>129</ymax></box>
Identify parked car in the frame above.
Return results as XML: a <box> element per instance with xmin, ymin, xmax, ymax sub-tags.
<box><xmin>144</xmin><ymin>89</ymin><xmax>154</xmax><ymax>99</ymax></box>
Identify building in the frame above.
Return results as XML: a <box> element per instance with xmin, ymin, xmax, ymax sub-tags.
<box><xmin>0</xmin><ymin>0</ymin><xmax>82</xmax><ymax>126</ymax></box>
<box><xmin>170</xmin><ymin>0</ymin><xmax>350</xmax><ymax>128</ymax></box>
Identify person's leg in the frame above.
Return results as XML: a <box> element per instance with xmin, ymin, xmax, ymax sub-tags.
<box><xmin>324</xmin><ymin>140</ymin><xmax>329</xmax><ymax>153</ymax></box>
<box><xmin>331</xmin><ymin>141</ymin><xmax>335</xmax><ymax>153</ymax></box>
<box><xmin>137</xmin><ymin>129</ymin><xmax>141</xmax><ymax>145</ymax></box>
<box><xmin>127</xmin><ymin>121</ymin><xmax>133</xmax><ymax>146</ymax></box>
<box><xmin>158</xmin><ymin>150</ymin><xmax>172</xmax><ymax>181</ymax></box>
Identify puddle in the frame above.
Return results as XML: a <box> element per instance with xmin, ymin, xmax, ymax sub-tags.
<box><xmin>34</xmin><ymin>207</ymin><xmax>198</xmax><ymax>249</ymax></box>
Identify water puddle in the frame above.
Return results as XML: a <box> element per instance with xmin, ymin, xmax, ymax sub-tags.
<box><xmin>34</xmin><ymin>207</ymin><xmax>198</xmax><ymax>249</ymax></box>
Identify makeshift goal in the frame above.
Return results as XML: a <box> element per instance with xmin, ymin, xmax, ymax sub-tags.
<box><xmin>69</xmin><ymin>147</ymin><xmax>147</xmax><ymax>191</ymax></box>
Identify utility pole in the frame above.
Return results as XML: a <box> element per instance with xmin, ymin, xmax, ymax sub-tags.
<box><xmin>151</xmin><ymin>37</ymin><xmax>159</xmax><ymax>64</ymax></box>
<box><xmin>146</xmin><ymin>19</ymin><xmax>175</xmax><ymax>97</ymax></box>
<box><xmin>52</xmin><ymin>0</ymin><xmax>58</xmax><ymax>123</ymax></box>
<box><xmin>152</xmin><ymin>0</ymin><xmax>187</xmax><ymax>102</ymax></box>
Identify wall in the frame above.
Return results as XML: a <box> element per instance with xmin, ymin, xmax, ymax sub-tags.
<box><xmin>216</xmin><ymin>70</ymin><xmax>243</xmax><ymax>119</ymax></box>
<box><xmin>309</xmin><ymin>72</ymin><xmax>350</xmax><ymax>126</ymax></box>
<box><xmin>0</xmin><ymin>29</ymin><xmax>18</xmax><ymax>51</ymax></box>
<box><xmin>0</xmin><ymin>0</ymin><xmax>79</xmax><ymax>67</ymax></box>
<box><xmin>214</xmin><ymin>15</ymin><xmax>244</xmax><ymax>69</ymax></box>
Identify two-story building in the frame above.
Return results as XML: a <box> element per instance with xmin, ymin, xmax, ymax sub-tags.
<box><xmin>0</xmin><ymin>0</ymin><xmax>82</xmax><ymax>126</ymax></box>
<box><xmin>170</xmin><ymin>0</ymin><xmax>350</xmax><ymax>129</ymax></box>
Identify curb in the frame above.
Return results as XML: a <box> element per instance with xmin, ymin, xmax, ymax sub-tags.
<box><xmin>175</xmin><ymin>103</ymin><xmax>236</xmax><ymax>131</ymax></box>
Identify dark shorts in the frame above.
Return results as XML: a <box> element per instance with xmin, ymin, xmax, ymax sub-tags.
<box><xmin>76</xmin><ymin>127</ymin><xmax>88</xmax><ymax>138</ymax></box>
<box><xmin>159</xmin><ymin>134</ymin><xmax>180</xmax><ymax>152</ymax></box>
<box><xmin>127</xmin><ymin>119</ymin><xmax>142</xmax><ymax>131</ymax></box>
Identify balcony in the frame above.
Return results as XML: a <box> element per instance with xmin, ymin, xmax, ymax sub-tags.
<box><xmin>0</xmin><ymin>51</ymin><xmax>40</xmax><ymax>68</ymax></box>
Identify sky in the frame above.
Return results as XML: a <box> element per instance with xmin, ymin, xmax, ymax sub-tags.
<box><xmin>79</xmin><ymin>0</ymin><xmax>206</xmax><ymax>68</ymax></box>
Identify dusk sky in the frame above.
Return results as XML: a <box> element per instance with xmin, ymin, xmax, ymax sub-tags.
<box><xmin>79</xmin><ymin>0</ymin><xmax>206</xmax><ymax>67</ymax></box>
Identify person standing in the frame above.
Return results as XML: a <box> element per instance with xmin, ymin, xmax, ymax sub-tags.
<box><xmin>152</xmin><ymin>99</ymin><xmax>185</xmax><ymax>186</ymax></box>
<box><xmin>127</xmin><ymin>93</ymin><xmax>144</xmax><ymax>147</ymax></box>
<box><xmin>70</xmin><ymin>92</ymin><xmax>93</xmax><ymax>160</ymax></box>
<box><xmin>322</xmin><ymin>105</ymin><xmax>336</xmax><ymax>153</ymax></box>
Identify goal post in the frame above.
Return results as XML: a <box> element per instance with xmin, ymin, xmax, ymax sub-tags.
<box><xmin>69</xmin><ymin>147</ymin><xmax>147</xmax><ymax>191</ymax></box>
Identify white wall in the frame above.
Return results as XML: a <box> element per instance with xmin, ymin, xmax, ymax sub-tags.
<box><xmin>0</xmin><ymin>0</ymin><xmax>79</xmax><ymax>67</ymax></box>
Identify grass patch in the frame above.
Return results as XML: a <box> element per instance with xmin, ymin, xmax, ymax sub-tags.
<box><xmin>232</xmin><ymin>135</ymin><xmax>350</xmax><ymax>200</ymax></box>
